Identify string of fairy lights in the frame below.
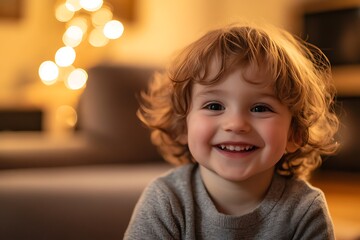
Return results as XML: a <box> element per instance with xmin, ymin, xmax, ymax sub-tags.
<box><xmin>38</xmin><ymin>0</ymin><xmax>124</xmax><ymax>90</ymax></box>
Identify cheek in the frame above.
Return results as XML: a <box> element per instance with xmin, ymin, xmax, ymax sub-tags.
<box><xmin>263</xmin><ymin>120</ymin><xmax>292</xmax><ymax>150</ymax></box>
<box><xmin>186</xmin><ymin>114</ymin><xmax>215</xmax><ymax>149</ymax></box>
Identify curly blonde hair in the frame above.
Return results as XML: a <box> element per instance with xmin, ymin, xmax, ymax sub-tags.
<box><xmin>138</xmin><ymin>23</ymin><xmax>339</xmax><ymax>179</ymax></box>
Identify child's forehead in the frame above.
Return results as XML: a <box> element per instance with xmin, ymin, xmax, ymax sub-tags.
<box><xmin>241</xmin><ymin>63</ymin><xmax>274</xmax><ymax>85</ymax></box>
<box><xmin>202</xmin><ymin>57</ymin><xmax>275</xmax><ymax>87</ymax></box>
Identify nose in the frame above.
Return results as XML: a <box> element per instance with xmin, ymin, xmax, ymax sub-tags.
<box><xmin>222</xmin><ymin>110</ymin><xmax>252</xmax><ymax>133</ymax></box>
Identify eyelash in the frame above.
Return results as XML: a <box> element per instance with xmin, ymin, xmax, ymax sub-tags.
<box><xmin>251</xmin><ymin>104</ymin><xmax>274</xmax><ymax>113</ymax></box>
<box><xmin>203</xmin><ymin>102</ymin><xmax>225</xmax><ymax>111</ymax></box>
<box><xmin>203</xmin><ymin>103</ymin><xmax>274</xmax><ymax>112</ymax></box>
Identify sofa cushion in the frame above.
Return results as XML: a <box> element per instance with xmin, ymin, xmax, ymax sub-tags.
<box><xmin>0</xmin><ymin>164</ymin><xmax>171</xmax><ymax>239</ymax></box>
<box><xmin>77</xmin><ymin>64</ymin><xmax>163</xmax><ymax>163</ymax></box>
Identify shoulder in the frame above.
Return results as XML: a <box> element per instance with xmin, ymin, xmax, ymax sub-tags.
<box><xmin>282</xmin><ymin>176</ymin><xmax>326</xmax><ymax>204</ymax></box>
<box><xmin>139</xmin><ymin>163</ymin><xmax>197</xmax><ymax>209</ymax></box>
<box><xmin>275</xmin><ymin>175</ymin><xmax>328</xmax><ymax>214</ymax></box>
<box><xmin>159</xmin><ymin>163</ymin><xmax>196</xmax><ymax>183</ymax></box>
<box><xmin>124</xmin><ymin>164</ymin><xmax>198</xmax><ymax>239</ymax></box>
<box><xmin>261</xmin><ymin>174</ymin><xmax>327</xmax><ymax>223</ymax></box>
<box><xmin>277</xmin><ymin>175</ymin><xmax>335</xmax><ymax>239</ymax></box>
<box><xmin>148</xmin><ymin>163</ymin><xmax>196</xmax><ymax>192</ymax></box>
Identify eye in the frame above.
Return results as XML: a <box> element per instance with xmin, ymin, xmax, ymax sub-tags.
<box><xmin>204</xmin><ymin>102</ymin><xmax>225</xmax><ymax>111</ymax></box>
<box><xmin>251</xmin><ymin>104</ymin><xmax>273</xmax><ymax>113</ymax></box>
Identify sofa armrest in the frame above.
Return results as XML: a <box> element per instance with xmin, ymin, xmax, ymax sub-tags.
<box><xmin>0</xmin><ymin>164</ymin><xmax>171</xmax><ymax>239</ymax></box>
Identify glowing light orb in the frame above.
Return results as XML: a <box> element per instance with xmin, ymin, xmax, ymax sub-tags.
<box><xmin>63</xmin><ymin>25</ymin><xmax>83</xmax><ymax>47</ymax></box>
<box><xmin>55</xmin><ymin>46</ymin><xmax>76</xmax><ymax>67</ymax></box>
<box><xmin>65</xmin><ymin>0</ymin><xmax>82</xmax><ymax>12</ymax></box>
<box><xmin>80</xmin><ymin>0</ymin><xmax>103</xmax><ymax>12</ymax></box>
<box><xmin>39</xmin><ymin>61</ymin><xmax>59</xmax><ymax>85</ymax></box>
<box><xmin>92</xmin><ymin>7</ymin><xmax>113</xmax><ymax>26</ymax></box>
<box><xmin>55</xmin><ymin>3</ymin><xmax>74</xmax><ymax>22</ymax></box>
<box><xmin>89</xmin><ymin>27</ymin><xmax>109</xmax><ymax>47</ymax></box>
<box><xmin>65</xmin><ymin>68</ymin><xmax>88</xmax><ymax>90</ymax></box>
<box><xmin>103</xmin><ymin>20</ymin><xmax>124</xmax><ymax>39</ymax></box>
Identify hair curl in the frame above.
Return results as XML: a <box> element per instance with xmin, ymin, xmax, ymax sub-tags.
<box><xmin>138</xmin><ymin>23</ymin><xmax>339</xmax><ymax>179</ymax></box>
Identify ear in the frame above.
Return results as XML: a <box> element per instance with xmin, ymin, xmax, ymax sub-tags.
<box><xmin>286</xmin><ymin>140</ymin><xmax>299</xmax><ymax>153</ymax></box>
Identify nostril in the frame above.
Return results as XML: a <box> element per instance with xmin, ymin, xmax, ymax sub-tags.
<box><xmin>223</xmin><ymin>120</ymin><xmax>251</xmax><ymax>133</ymax></box>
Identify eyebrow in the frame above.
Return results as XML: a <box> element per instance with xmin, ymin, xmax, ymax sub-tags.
<box><xmin>194</xmin><ymin>87</ymin><xmax>278</xmax><ymax>100</ymax></box>
<box><xmin>195</xmin><ymin>88</ymin><xmax>224</xmax><ymax>96</ymax></box>
<box><xmin>192</xmin><ymin>88</ymin><xmax>227</xmax><ymax>100</ymax></box>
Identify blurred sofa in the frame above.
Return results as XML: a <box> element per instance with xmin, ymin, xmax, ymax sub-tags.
<box><xmin>0</xmin><ymin>64</ymin><xmax>172</xmax><ymax>240</ymax></box>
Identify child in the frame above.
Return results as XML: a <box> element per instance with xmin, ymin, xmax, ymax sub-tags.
<box><xmin>124</xmin><ymin>23</ymin><xmax>339</xmax><ymax>239</ymax></box>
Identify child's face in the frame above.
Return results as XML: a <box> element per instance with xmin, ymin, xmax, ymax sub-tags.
<box><xmin>185</xmin><ymin>64</ymin><xmax>294</xmax><ymax>182</ymax></box>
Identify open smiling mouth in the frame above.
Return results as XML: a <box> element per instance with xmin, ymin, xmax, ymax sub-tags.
<box><xmin>217</xmin><ymin>145</ymin><xmax>257</xmax><ymax>152</ymax></box>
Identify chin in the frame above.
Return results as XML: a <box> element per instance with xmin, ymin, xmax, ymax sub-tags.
<box><xmin>216</xmin><ymin>167</ymin><xmax>274</xmax><ymax>183</ymax></box>
<box><xmin>217</xmin><ymin>170</ymin><xmax>254</xmax><ymax>182</ymax></box>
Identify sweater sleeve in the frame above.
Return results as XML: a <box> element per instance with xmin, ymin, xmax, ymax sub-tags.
<box><xmin>124</xmin><ymin>179</ymin><xmax>182</xmax><ymax>240</ymax></box>
<box><xmin>292</xmin><ymin>193</ymin><xmax>335</xmax><ymax>240</ymax></box>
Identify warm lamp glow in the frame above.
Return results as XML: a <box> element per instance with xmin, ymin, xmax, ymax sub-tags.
<box><xmin>55</xmin><ymin>3</ymin><xmax>74</xmax><ymax>22</ymax></box>
<box><xmin>89</xmin><ymin>28</ymin><xmax>109</xmax><ymax>47</ymax></box>
<box><xmin>39</xmin><ymin>61</ymin><xmax>59</xmax><ymax>85</ymax></box>
<box><xmin>56</xmin><ymin>105</ymin><xmax>78</xmax><ymax>128</ymax></box>
<box><xmin>57</xmin><ymin>65</ymin><xmax>75</xmax><ymax>82</ymax></box>
<box><xmin>92</xmin><ymin>7</ymin><xmax>113</xmax><ymax>26</ymax></box>
<box><xmin>63</xmin><ymin>25</ymin><xmax>83</xmax><ymax>47</ymax></box>
<box><xmin>55</xmin><ymin>46</ymin><xmax>76</xmax><ymax>67</ymax></box>
<box><xmin>65</xmin><ymin>0</ymin><xmax>82</xmax><ymax>12</ymax></box>
<box><xmin>80</xmin><ymin>0</ymin><xmax>103</xmax><ymax>12</ymax></box>
<box><xmin>103</xmin><ymin>20</ymin><xmax>124</xmax><ymax>39</ymax></box>
<box><xmin>40</xmin><ymin>0</ymin><xmax>124</xmax><ymax>89</ymax></box>
<box><xmin>67</xmin><ymin>16</ymin><xmax>88</xmax><ymax>34</ymax></box>
<box><xmin>65</xmin><ymin>68</ymin><xmax>88</xmax><ymax>90</ymax></box>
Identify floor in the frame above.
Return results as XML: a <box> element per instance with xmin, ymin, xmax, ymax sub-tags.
<box><xmin>311</xmin><ymin>170</ymin><xmax>360</xmax><ymax>240</ymax></box>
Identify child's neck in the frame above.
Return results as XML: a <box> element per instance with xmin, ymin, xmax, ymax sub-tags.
<box><xmin>199</xmin><ymin>166</ymin><xmax>275</xmax><ymax>216</ymax></box>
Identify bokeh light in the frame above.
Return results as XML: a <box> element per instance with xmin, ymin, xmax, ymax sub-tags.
<box><xmin>80</xmin><ymin>0</ymin><xmax>103</xmax><ymax>12</ymax></box>
<box><xmin>56</xmin><ymin>105</ymin><xmax>78</xmax><ymax>128</ymax></box>
<box><xmin>63</xmin><ymin>25</ymin><xmax>83</xmax><ymax>47</ymax></box>
<box><xmin>55</xmin><ymin>46</ymin><xmax>76</xmax><ymax>67</ymax></box>
<box><xmin>67</xmin><ymin>16</ymin><xmax>88</xmax><ymax>34</ymax></box>
<box><xmin>41</xmin><ymin>0</ymin><xmax>124</xmax><ymax>89</ymax></box>
<box><xmin>65</xmin><ymin>68</ymin><xmax>88</xmax><ymax>90</ymax></box>
<box><xmin>92</xmin><ymin>6</ymin><xmax>113</xmax><ymax>26</ymax></box>
<box><xmin>103</xmin><ymin>20</ymin><xmax>124</xmax><ymax>39</ymax></box>
<box><xmin>89</xmin><ymin>27</ymin><xmax>109</xmax><ymax>47</ymax></box>
<box><xmin>65</xmin><ymin>0</ymin><xmax>82</xmax><ymax>12</ymax></box>
<box><xmin>55</xmin><ymin>3</ymin><xmax>74</xmax><ymax>22</ymax></box>
<box><xmin>39</xmin><ymin>61</ymin><xmax>59</xmax><ymax>85</ymax></box>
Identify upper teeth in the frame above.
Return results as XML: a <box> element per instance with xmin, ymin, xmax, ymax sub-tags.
<box><xmin>220</xmin><ymin>145</ymin><xmax>253</xmax><ymax>151</ymax></box>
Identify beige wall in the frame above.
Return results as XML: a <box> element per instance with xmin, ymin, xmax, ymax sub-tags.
<box><xmin>107</xmin><ymin>0</ymin><xmax>301</xmax><ymax>66</ymax></box>
<box><xmin>0</xmin><ymin>0</ymin><xmax>60</xmax><ymax>106</ymax></box>
<box><xmin>0</xmin><ymin>0</ymin><xmax>359</xmax><ymax>132</ymax></box>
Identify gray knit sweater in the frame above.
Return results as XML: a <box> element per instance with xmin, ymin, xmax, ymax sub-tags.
<box><xmin>124</xmin><ymin>164</ymin><xmax>334</xmax><ymax>240</ymax></box>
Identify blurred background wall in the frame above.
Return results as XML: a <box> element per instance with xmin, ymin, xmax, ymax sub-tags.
<box><xmin>0</xmin><ymin>0</ymin><xmax>359</xmax><ymax>134</ymax></box>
